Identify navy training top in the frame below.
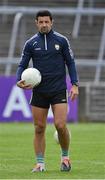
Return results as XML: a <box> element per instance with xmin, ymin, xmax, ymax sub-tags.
<box><xmin>16</xmin><ymin>30</ymin><xmax>78</xmax><ymax>92</ymax></box>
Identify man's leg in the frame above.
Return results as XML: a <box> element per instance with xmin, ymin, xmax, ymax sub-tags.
<box><xmin>52</xmin><ymin>103</ymin><xmax>71</xmax><ymax>171</ymax></box>
<box><xmin>31</xmin><ymin>106</ymin><xmax>48</xmax><ymax>172</ymax></box>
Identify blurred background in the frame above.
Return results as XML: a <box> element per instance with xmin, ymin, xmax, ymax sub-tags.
<box><xmin>0</xmin><ymin>0</ymin><xmax>105</xmax><ymax>123</ymax></box>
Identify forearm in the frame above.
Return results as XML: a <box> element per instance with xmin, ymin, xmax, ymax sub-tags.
<box><xmin>16</xmin><ymin>54</ymin><xmax>31</xmax><ymax>82</ymax></box>
<box><xmin>66</xmin><ymin>59</ymin><xmax>78</xmax><ymax>85</ymax></box>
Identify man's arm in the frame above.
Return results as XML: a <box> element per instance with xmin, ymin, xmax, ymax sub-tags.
<box><xmin>16</xmin><ymin>41</ymin><xmax>32</xmax><ymax>89</ymax></box>
<box><xmin>62</xmin><ymin>37</ymin><xmax>79</xmax><ymax>100</ymax></box>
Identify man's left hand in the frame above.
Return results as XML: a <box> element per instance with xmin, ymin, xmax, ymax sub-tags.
<box><xmin>69</xmin><ymin>85</ymin><xmax>79</xmax><ymax>101</ymax></box>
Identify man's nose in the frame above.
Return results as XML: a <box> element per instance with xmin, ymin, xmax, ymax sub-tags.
<box><xmin>42</xmin><ymin>22</ymin><xmax>46</xmax><ymax>26</ymax></box>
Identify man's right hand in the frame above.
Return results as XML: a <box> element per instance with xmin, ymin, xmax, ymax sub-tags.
<box><xmin>17</xmin><ymin>80</ymin><xmax>33</xmax><ymax>89</ymax></box>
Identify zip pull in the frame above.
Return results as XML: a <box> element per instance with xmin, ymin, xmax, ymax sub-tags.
<box><xmin>44</xmin><ymin>34</ymin><xmax>47</xmax><ymax>50</ymax></box>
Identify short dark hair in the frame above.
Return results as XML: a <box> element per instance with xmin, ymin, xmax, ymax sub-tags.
<box><xmin>35</xmin><ymin>10</ymin><xmax>53</xmax><ymax>21</ymax></box>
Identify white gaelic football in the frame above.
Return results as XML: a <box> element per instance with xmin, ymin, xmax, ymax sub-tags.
<box><xmin>54</xmin><ymin>130</ymin><xmax>59</xmax><ymax>144</ymax></box>
<box><xmin>21</xmin><ymin>68</ymin><xmax>41</xmax><ymax>88</ymax></box>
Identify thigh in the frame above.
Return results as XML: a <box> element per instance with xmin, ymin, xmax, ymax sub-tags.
<box><xmin>31</xmin><ymin>106</ymin><xmax>48</xmax><ymax>126</ymax></box>
<box><xmin>52</xmin><ymin>103</ymin><xmax>68</xmax><ymax>125</ymax></box>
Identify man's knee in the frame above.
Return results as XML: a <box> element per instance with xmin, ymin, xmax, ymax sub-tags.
<box><xmin>35</xmin><ymin>124</ymin><xmax>46</xmax><ymax>134</ymax></box>
<box><xmin>55</xmin><ymin>120</ymin><xmax>66</xmax><ymax>132</ymax></box>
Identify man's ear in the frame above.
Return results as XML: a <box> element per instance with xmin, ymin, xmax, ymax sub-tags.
<box><xmin>51</xmin><ymin>19</ymin><xmax>54</xmax><ymax>26</ymax></box>
<box><xmin>35</xmin><ymin>19</ymin><xmax>38</xmax><ymax>26</ymax></box>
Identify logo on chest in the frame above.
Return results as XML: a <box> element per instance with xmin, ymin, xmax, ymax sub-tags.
<box><xmin>55</xmin><ymin>44</ymin><xmax>60</xmax><ymax>50</ymax></box>
<box><xmin>34</xmin><ymin>48</ymin><xmax>41</xmax><ymax>50</ymax></box>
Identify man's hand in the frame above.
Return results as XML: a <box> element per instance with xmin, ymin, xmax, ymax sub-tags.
<box><xmin>17</xmin><ymin>80</ymin><xmax>33</xmax><ymax>89</ymax></box>
<box><xmin>69</xmin><ymin>85</ymin><xmax>79</xmax><ymax>101</ymax></box>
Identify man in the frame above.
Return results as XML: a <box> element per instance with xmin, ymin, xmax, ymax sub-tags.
<box><xmin>16</xmin><ymin>10</ymin><xmax>79</xmax><ymax>172</ymax></box>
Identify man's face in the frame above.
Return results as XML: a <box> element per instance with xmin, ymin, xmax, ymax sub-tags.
<box><xmin>35</xmin><ymin>16</ymin><xmax>53</xmax><ymax>34</ymax></box>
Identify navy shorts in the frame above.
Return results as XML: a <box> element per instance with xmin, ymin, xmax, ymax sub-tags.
<box><xmin>30</xmin><ymin>89</ymin><xmax>67</xmax><ymax>108</ymax></box>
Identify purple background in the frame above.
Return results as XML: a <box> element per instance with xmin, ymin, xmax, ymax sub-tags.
<box><xmin>0</xmin><ymin>76</ymin><xmax>78</xmax><ymax>122</ymax></box>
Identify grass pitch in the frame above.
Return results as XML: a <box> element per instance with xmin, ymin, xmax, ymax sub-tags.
<box><xmin>0</xmin><ymin>122</ymin><xmax>105</xmax><ymax>179</ymax></box>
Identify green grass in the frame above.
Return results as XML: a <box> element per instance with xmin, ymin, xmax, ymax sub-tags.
<box><xmin>0</xmin><ymin>122</ymin><xmax>105</xmax><ymax>179</ymax></box>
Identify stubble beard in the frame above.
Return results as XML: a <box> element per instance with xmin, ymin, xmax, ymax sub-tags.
<box><xmin>40</xmin><ymin>27</ymin><xmax>51</xmax><ymax>34</ymax></box>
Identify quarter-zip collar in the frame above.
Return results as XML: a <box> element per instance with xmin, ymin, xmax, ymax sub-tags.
<box><xmin>38</xmin><ymin>30</ymin><xmax>53</xmax><ymax>50</ymax></box>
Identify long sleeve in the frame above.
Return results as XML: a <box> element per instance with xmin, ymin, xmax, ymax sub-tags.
<box><xmin>16</xmin><ymin>41</ymin><xmax>32</xmax><ymax>81</ymax></box>
<box><xmin>62</xmin><ymin>37</ymin><xmax>78</xmax><ymax>85</ymax></box>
